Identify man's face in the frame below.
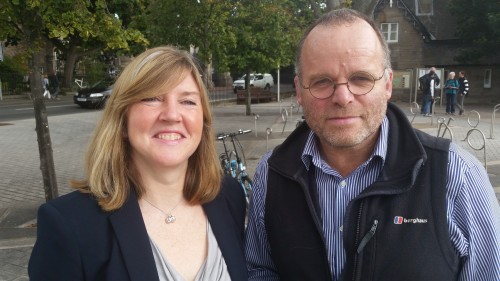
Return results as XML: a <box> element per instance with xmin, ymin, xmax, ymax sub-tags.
<box><xmin>295</xmin><ymin>20</ymin><xmax>392</xmax><ymax>150</ymax></box>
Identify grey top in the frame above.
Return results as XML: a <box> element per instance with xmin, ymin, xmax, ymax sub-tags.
<box><xmin>149</xmin><ymin>221</ymin><xmax>231</xmax><ymax>281</ymax></box>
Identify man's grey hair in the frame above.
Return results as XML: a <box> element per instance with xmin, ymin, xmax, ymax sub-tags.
<box><xmin>294</xmin><ymin>8</ymin><xmax>391</xmax><ymax>78</ymax></box>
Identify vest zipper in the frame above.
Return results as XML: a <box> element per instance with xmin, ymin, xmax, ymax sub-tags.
<box><xmin>351</xmin><ymin>201</ymin><xmax>364</xmax><ymax>281</ymax></box>
<box><xmin>357</xmin><ymin>220</ymin><xmax>378</xmax><ymax>254</ymax></box>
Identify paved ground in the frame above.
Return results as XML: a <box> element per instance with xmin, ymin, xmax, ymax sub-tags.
<box><xmin>1</xmin><ymin>95</ymin><xmax>499</xmax><ymax>280</ymax></box>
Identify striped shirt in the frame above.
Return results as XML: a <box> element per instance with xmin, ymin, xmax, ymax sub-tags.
<box><xmin>245</xmin><ymin>117</ymin><xmax>500</xmax><ymax>281</ymax></box>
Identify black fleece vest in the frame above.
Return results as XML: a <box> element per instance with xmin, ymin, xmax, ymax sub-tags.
<box><xmin>264</xmin><ymin>109</ymin><xmax>461</xmax><ymax>281</ymax></box>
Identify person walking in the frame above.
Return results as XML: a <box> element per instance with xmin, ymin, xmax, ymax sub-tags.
<box><xmin>48</xmin><ymin>72</ymin><xmax>60</xmax><ymax>100</ymax></box>
<box><xmin>29</xmin><ymin>46</ymin><xmax>248</xmax><ymax>281</ymax></box>
<box><xmin>444</xmin><ymin>72</ymin><xmax>459</xmax><ymax>115</ymax></box>
<box><xmin>42</xmin><ymin>74</ymin><xmax>51</xmax><ymax>99</ymax></box>
<box><xmin>245</xmin><ymin>8</ymin><xmax>500</xmax><ymax>281</ymax></box>
<box><xmin>456</xmin><ymin>71</ymin><xmax>469</xmax><ymax>115</ymax></box>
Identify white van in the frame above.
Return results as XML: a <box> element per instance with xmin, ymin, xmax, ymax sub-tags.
<box><xmin>233</xmin><ymin>73</ymin><xmax>274</xmax><ymax>93</ymax></box>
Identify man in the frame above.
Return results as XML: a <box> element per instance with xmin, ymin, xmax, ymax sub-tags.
<box><xmin>419</xmin><ymin>67</ymin><xmax>440</xmax><ymax>116</ymax></box>
<box><xmin>456</xmin><ymin>71</ymin><xmax>469</xmax><ymax>115</ymax></box>
<box><xmin>245</xmin><ymin>8</ymin><xmax>500</xmax><ymax>281</ymax></box>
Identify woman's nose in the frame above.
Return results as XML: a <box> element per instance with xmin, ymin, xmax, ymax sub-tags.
<box><xmin>159</xmin><ymin>101</ymin><xmax>181</xmax><ymax>121</ymax></box>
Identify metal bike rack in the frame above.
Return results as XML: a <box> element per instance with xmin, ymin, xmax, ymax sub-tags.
<box><xmin>437</xmin><ymin>117</ymin><xmax>454</xmax><ymax>141</ymax></box>
<box><xmin>281</xmin><ymin>108</ymin><xmax>288</xmax><ymax>135</ymax></box>
<box><xmin>253</xmin><ymin>113</ymin><xmax>259</xmax><ymax>137</ymax></box>
<box><xmin>410</xmin><ymin>102</ymin><xmax>420</xmax><ymax>124</ymax></box>
<box><xmin>430</xmin><ymin>97</ymin><xmax>440</xmax><ymax>126</ymax></box>
<box><xmin>466</xmin><ymin>110</ymin><xmax>480</xmax><ymax>129</ymax></box>
<box><xmin>266</xmin><ymin>127</ymin><xmax>272</xmax><ymax>151</ymax></box>
<box><xmin>463</xmin><ymin>128</ymin><xmax>488</xmax><ymax>172</ymax></box>
<box><xmin>488</xmin><ymin>104</ymin><xmax>500</xmax><ymax>139</ymax></box>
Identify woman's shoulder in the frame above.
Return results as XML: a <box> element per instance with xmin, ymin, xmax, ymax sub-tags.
<box><xmin>42</xmin><ymin>190</ymin><xmax>107</xmax><ymax>220</ymax></box>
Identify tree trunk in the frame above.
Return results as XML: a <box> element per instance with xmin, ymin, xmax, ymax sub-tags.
<box><xmin>63</xmin><ymin>44</ymin><xmax>79</xmax><ymax>90</ymax></box>
<box><xmin>29</xmin><ymin>49</ymin><xmax>58</xmax><ymax>202</ymax></box>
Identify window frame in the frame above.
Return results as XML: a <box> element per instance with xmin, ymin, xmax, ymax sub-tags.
<box><xmin>415</xmin><ymin>0</ymin><xmax>433</xmax><ymax>16</ymax></box>
<box><xmin>381</xmin><ymin>23</ymin><xmax>399</xmax><ymax>43</ymax></box>
<box><xmin>484</xmin><ymin>69</ymin><xmax>492</xmax><ymax>88</ymax></box>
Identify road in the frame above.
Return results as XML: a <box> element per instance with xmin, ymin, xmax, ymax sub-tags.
<box><xmin>0</xmin><ymin>97</ymin><xmax>92</xmax><ymax>123</ymax></box>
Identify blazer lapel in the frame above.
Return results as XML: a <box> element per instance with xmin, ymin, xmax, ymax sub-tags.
<box><xmin>109</xmin><ymin>192</ymin><xmax>160</xmax><ymax>281</ymax></box>
<box><xmin>204</xmin><ymin>197</ymin><xmax>247</xmax><ymax>280</ymax></box>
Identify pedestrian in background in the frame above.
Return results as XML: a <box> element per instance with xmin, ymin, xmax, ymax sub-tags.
<box><xmin>456</xmin><ymin>70</ymin><xmax>469</xmax><ymax>115</ymax></box>
<box><xmin>48</xmin><ymin>72</ymin><xmax>60</xmax><ymax>100</ymax></box>
<box><xmin>42</xmin><ymin>74</ymin><xmax>51</xmax><ymax>99</ymax></box>
<box><xmin>419</xmin><ymin>67</ymin><xmax>440</xmax><ymax>116</ymax></box>
<box><xmin>245</xmin><ymin>8</ymin><xmax>500</xmax><ymax>281</ymax></box>
<box><xmin>29</xmin><ymin>46</ymin><xmax>247</xmax><ymax>281</ymax></box>
<box><xmin>444</xmin><ymin>71</ymin><xmax>459</xmax><ymax>115</ymax></box>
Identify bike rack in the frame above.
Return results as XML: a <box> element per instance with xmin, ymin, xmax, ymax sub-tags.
<box><xmin>466</xmin><ymin>110</ymin><xmax>480</xmax><ymax>129</ymax></box>
<box><xmin>437</xmin><ymin>117</ymin><xmax>454</xmax><ymax>141</ymax></box>
<box><xmin>266</xmin><ymin>127</ymin><xmax>272</xmax><ymax>151</ymax></box>
<box><xmin>281</xmin><ymin>108</ymin><xmax>288</xmax><ymax>135</ymax></box>
<box><xmin>410</xmin><ymin>102</ymin><xmax>420</xmax><ymax>124</ymax></box>
<box><xmin>253</xmin><ymin>113</ymin><xmax>259</xmax><ymax>137</ymax></box>
<box><xmin>488</xmin><ymin>103</ymin><xmax>500</xmax><ymax>139</ymax></box>
<box><xmin>463</xmin><ymin>128</ymin><xmax>488</xmax><ymax>172</ymax></box>
<box><xmin>430</xmin><ymin>97</ymin><xmax>440</xmax><ymax>126</ymax></box>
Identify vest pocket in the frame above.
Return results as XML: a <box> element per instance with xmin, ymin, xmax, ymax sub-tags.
<box><xmin>357</xmin><ymin>219</ymin><xmax>378</xmax><ymax>254</ymax></box>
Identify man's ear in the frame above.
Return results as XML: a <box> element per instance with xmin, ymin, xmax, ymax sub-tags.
<box><xmin>294</xmin><ymin>76</ymin><xmax>303</xmax><ymax>105</ymax></box>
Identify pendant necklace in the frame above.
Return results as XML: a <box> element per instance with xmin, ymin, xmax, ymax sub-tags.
<box><xmin>143</xmin><ymin>197</ymin><xmax>182</xmax><ymax>224</ymax></box>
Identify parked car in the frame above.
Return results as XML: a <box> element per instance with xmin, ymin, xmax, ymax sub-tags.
<box><xmin>73</xmin><ymin>79</ymin><xmax>114</xmax><ymax>108</ymax></box>
<box><xmin>232</xmin><ymin>73</ymin><xmax>274</xmax><ymax>93</ymax></box>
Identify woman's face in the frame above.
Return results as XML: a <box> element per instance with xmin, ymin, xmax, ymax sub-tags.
<box><xmin>127</xmin><ymin>74</ymin><xmax>204</xmax><ymax>171</ymax></box>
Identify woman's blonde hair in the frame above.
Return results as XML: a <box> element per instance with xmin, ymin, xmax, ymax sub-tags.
<box><xmin>71</xmin><ymin>46</ymin><xmax>222</xmax><ymax>211</ymax></box>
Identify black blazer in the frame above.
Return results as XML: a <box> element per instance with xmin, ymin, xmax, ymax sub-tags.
<box><xmin>28</xmin><ymin>176</ymin><xmax>248</xmax><ymax>281</ymax></box>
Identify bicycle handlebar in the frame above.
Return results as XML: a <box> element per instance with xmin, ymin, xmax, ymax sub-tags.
<box><xmin>216</xmin><ymin>129</ymin><xmax>252</xmax><ymax>140</ymax></box>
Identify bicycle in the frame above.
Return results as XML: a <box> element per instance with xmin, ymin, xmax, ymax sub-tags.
<box><xmin>216</xmin><ymin>129</ymin><xmax>253</xmax><ymax>204</ymax></box>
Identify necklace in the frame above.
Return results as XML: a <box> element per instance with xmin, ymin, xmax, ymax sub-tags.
<box><xmin>143</xmin><ymin>197</ymin><xmax>182</xmax><ymax>224</ymax></box>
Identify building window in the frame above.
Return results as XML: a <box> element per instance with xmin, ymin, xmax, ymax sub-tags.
<box><xmin>381</xmin><ymin>23</ymin><xmax>398</xmax><ymax>43</ymax></box>
<box><xmin>416</xmin><ymin>0</ymin><xmax>433</xmax><ymax>16</ymax></box>
<box><xmin>484</xmin><ymin>69</ymin><xmax>492</xmax><ymax>88</ymax></box>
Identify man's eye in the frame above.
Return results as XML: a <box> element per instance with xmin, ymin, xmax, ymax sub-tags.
<box><xmin>311</xmin><ymin>78</ymin><xmax>333</xmax><ymax>89</ymax></box>
<box><xmin>349</xmin><ymin>74</ymin><xmax>373</xmax><ymax>84</ymax></box>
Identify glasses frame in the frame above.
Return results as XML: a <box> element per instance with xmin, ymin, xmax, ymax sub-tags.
<box><xmin>300</xmin><ymin>69</ymin><xmax>386</xmax><ymax>100</ymax></box>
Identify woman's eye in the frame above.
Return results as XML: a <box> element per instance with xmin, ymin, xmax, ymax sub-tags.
<box><xmin>181</xmin><ymin>99</ymin><xmax>198</xmax><ymax>106</ymax></box>
<box><xmin>141</xmin><ymin>96</ymin><xmax>162</xmax><ymax>102</ymax></box>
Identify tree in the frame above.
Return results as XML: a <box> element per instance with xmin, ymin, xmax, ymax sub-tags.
<box><xmin>228</xmin><ymin>0</ymin><xmax>307</xmax><ymax>115</ymax></box>
<box><xmin>144</xmin><ymin>0</ymin><xmax>237</xmax><ymax>88</ymax></box>
<box><xmin>450</xmin><ymin>0</ymin><xmax>500</xmax><ymax>63</ymax></box>
<box><xmin>0</xmin><ymin>0</ymin><xmax>147</xmax><ymax>202</ymax></box>
<box><xmin>42</xmin><ymin>0</ymin><xmax>148</xmax><ymax>89</ymax></box>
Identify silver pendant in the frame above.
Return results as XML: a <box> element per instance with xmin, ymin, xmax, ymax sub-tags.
<box><xmin>165</xmin><ymin>214</ymin><xmax>176</xmax><ymax>224</ymax></box>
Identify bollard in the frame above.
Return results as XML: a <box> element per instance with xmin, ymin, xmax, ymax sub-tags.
<box><xmin>253</xmin><ymin>113</ymin><xmax>260</xmax><ymax>137</ymax></box>
<box><xmin>290</xmin><ymin>103</ymin><xmax>295</xmax><ymax>122</ymax></box>
<box><xmin>266</xmin><ymin>127</ymin><xmax>272</xmax><ymax>151</ymax></box>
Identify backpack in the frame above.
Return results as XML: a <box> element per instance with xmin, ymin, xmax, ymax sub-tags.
<box><xmin>419</xmin><ymin>75</ymin><xmax>429</xmax><ymax>91</ymax></box>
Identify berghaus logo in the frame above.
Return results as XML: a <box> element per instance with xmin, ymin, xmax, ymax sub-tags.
<box><xmin>394</xmin><ymin>216</ymin><xmax>428</xmax><ymax>224</ymax></box>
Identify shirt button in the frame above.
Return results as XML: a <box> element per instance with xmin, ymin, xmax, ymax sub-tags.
<box><xmin>340</xmin><ymin>180</ymin><xmax>347</xmax><ymax>187</ymax></box>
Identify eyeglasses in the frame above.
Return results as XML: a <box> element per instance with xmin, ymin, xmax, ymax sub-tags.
<box><xmin>300</xmin><ymin>70</ymin><xmax>386</xmax><ymax>99</ymax></box>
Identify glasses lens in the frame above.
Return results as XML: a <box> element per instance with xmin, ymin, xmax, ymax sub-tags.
<box><xmin>348</xmin><ymin>72</ymin><xmax>375</xmax><ymax>95</ymax></box>
<box><xmin>309</xmin><ymin>78</ymin><xmax>335</xmax><ymax>99</ymax></box>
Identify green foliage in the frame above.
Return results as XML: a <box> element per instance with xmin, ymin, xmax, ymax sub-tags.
<box><xmin>144</xmin><ymin>0</ymin><xmax>237</xmax><ymax>72</ymax></box>
<box><xmin>450</xmin><ymin>0</ymin><xmax>500</xmax><ymax>63</ymax></box>
<box><xmin>0</xmin><ymin>55</ymin><xmax>29</xmax><ymax>94</ymax></box>
<box><xmin>227</xmin><ymin>0</ymin><xmax>309</xmax><ymax>75</ymax></box>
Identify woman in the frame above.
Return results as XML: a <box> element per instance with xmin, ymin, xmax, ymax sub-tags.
<box><xmin>28</xmin><ymin>46</ymin><xmax>247</xmax><ymax>281</ymax></box>
<box><xmin>444</xmin><ymin>71</ymin><xmax>459</xmax><ymax>115</ymax></box>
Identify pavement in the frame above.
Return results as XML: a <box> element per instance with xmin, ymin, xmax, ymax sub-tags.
<box><xmin>1</xmin><ymin>94</ymin><xmax>500</xmax><ymax>280</ymax></box>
